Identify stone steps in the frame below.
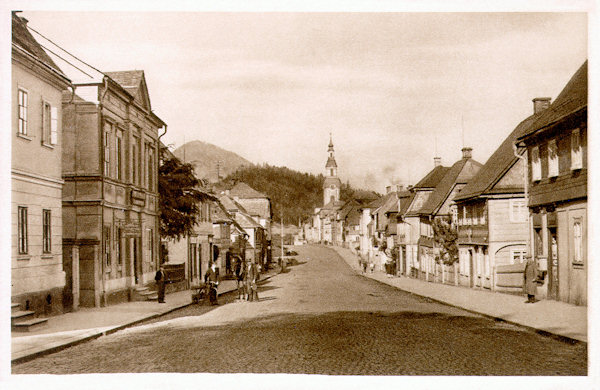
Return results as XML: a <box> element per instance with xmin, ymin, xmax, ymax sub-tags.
<box><xmin>131</xmin><ymin>286</ymin><xmax>159</xmax><ymax>301</ymax></box>
<box><xmin>11</xmin><ymin>307</ymin><xmax>48</xmax><ymax>332</ymax></box>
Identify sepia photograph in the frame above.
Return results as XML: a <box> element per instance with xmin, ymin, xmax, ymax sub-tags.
<box><xmin>2</xmin><ymin>1</ymin><xmax>596</xmax><ymax>389</ymax></box>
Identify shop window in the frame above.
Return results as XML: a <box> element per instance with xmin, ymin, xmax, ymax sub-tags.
<box><xmin>571</xmin><ymin>129</ymin><xmax>582</xmax><ymax>170</ymax></box>
<box><xmin>531</xmin><ymin>146</ymin><xmax>541</xmax><ymax>181</ymax></box>
<box><xmin>573</xmin><ymin>219</ymin><xmax>583</xmax><ymax>265</ymax></box>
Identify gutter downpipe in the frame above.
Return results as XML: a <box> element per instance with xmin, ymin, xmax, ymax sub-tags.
<box><xmin>513</xmin><ymin>141</ymin><xmax>533</xmax><ymax>263</ymax></box>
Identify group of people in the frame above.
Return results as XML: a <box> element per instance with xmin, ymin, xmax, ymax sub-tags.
<box><xmin>234</xmin><ymin>256</ymin><xmax>260</xmax><ymax>302</ymax></box>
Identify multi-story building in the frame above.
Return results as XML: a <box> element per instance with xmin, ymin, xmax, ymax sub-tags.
<box><xmin>62</xmin><ymin>70</ymin><xmax>166</xmax><ymax>308</ymax></box>
<box><xmin>11</xmin><ymin>12</ymin><xmax>72</xmax><ymax>315</ymax></box>
<box><xmin>516</xmin><ymin>61</ymin><xmax>587</xmax><ymax>306</ymax></box>
<box><xmin>453</xmin><ymin>98</ymin><xmax>551</xmax><ymax>292</ymax></box>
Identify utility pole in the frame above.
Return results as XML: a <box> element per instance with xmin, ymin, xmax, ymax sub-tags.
<box><xmin>281</xmin><ymin>212</ymin><xmax>285</xmax><ymax>271</ymax></box>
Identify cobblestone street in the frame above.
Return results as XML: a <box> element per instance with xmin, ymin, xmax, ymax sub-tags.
<box><xmin>12</xmin><ymin>245</ymin><xmax>586</xmax><ymax>375</ymax></box>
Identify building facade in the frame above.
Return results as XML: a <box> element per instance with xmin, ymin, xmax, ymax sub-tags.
<box><xmin>516</xmin><ymin>61</ymin><xmax>587</xmax><ymax>306</ymax></box>
<box><xmin>11</xmin><ymin>13</ymin><xmax>72</xmax><ymax>315</ymax></box>
<box><xmin>62</xmin><ymin>70</ymin><xmax>166</xmax><ymax>308</ymax></box>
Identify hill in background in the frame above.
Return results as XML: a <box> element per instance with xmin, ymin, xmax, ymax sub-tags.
<box><xmin>173</xmin><ymin>141</ymin><xmax>251</xmax><ymax>183</ymax></box>
<box><xmin>218</xmin><ymin>164</ymin><xmax>379</xmax><ymax>224</ymax></box>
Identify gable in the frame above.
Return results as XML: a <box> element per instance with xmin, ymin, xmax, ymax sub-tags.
<box><xmin>407</xmin><ymin>190</ymin><xmax>431</xmax><ymax>214</ymax></box>
<box><xmin>489</xmin><ymin>158</ymin><xmax>525</xmax><ymax>194</ymax></box>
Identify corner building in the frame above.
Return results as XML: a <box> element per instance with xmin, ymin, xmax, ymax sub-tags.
<box><xmin>62</xmin><ymin>71</ymin><xmax>166</xmax><ymax>308</ymax></box>
<box><xmin>11</xmin><ymin>13</ymin><xmax>72</xmax><ymax>315</ymax></box>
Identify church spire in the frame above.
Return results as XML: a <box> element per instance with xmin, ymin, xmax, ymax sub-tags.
<box><xmin>323</xmin><ymin>133</ymin><xmax>341</xmax><ymax>205</ymax></box>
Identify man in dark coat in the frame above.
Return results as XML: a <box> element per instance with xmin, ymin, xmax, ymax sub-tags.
<box><xmin>204</xmin><ymin>261</ymin><xmax>219</xmax><ymax>305</ymax></box>
<box><xmin>246</xmin><ymin>260</ymin><xmax>259</xmax><ymax>302</ymax></box>
<box><xmin>155</xmin><ymin>266</ymin><xmax>166</xmax><ymax>303</ymax></box>
<box><xmin>523</xmin><ymin>257</ymin><xmax>537</xmax><ymax>303</ymax></box>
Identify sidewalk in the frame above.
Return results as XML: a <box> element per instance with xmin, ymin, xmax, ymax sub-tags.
<box><xmin>12</xmin><ymin>267</ymin><xmax>280</xmax><ymax>364</ymax></box>
<box><xmin>332</xmin><ymin>246</ymin><xmax>587</xmax><ymax>343</ymax></box>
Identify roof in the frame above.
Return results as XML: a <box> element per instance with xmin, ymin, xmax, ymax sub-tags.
<box><xmin>230</xmin><ymin>182</ymin><xmax>268</xmax><ymax>199</ymax></box>
<box><xmin>352</xmin><ymin>190</ymin><xmax>381</xmax><ymax>204</ymax></box>
<box><xmin>12</xmin><ymin>12</ymin><xmax>68</xmax><ymax>79</ymax></box>
<box><xmin>398</xmin><ymin>191</ymin><xmax>415</xmax><ymax>216</ymax></box>
<box><xmin>105</xmin><ymin>70</ymin><xmax>144</xmax><ymax>98</ymax></box>
<box><xmin>235</xmin><ymin>212</ymin><xmax>263</xmax><ymax>230</ymax></box>
<box><xmin>323</xmin><ymin>177</ymin><xmax>342</xmax><ymax>188</ymax></box>
<box><xmin>326</xmin><ymin>156</ymin><xmax>338</xmax><ymax>168</ymax></box>
<box><xmin>454</xmin><ymin>114</ymin><xmax>539</xmax><ymax>202</ymax></box>
<box><xmin>519</xmin><ymin>61</ymin><xmax>587</xmax><ymax>140</ymax></box>
<box><xmin>218</xmin><ymin>194</ymin><xmax>245</xmax><ymax>213</ymax></box>
<box><xmin>415</xmin><ymin>157</ymin><xmax>482</xmax><ymax>216</ymax></box>
<box><xmin>321</xmin><ymin>199</ymin><xmax>345</xmax><ymax>211</ymax></box>
<box><xmin>414</xmin><ymin>165</ymin><xmax>450</xmax><ymax>189</ymax></box>
<box><xmin>236</xmin><ymin>199</ymin><xmax>271</xmax><ymax>219</ymax></box>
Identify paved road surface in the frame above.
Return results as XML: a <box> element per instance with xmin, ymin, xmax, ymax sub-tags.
<box><xmin>13</xmin><ymin>245</ymin><xmax>586</xmax><ymax>375</ymax></box>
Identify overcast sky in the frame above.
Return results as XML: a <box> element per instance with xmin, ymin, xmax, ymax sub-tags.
<box><xmin>20</xmin><ymin>10</ymin><xmax>587</xmax><ymax>192</ymax></box>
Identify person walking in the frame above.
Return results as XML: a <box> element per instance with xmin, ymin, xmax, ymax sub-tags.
<box><xmin>235</xmin><ymin>256</ymin><xmax>247</xmax><ymax>300</ymax></box>
<box><xmin>523</xmin><ymin>257</ymin><xmax>537</xmax><ymax>303</ymax></box>
<box><xmin>155</xmin><ymin>266</ymin><xmax>166</xmax><ymax>303</ymax></box>
<box><xmin>246</xmin><ymin>260</ymin><xmax>259</xmax><ymax>302</ymax></box>
<box><xmin>204</xmin><ymin>261</ymin><xmax>219</xmax><ymax>305</ymax></box>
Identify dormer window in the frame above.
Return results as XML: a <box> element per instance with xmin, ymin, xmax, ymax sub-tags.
<box><xmin>548</xmin><ymin>139</ymin><xmax>558</xmax><ymax>177</ymax></box>
<box><xmin>571</xmin><ymin>129</ymin><xmax>582</xmax><ymax>170</ymax></box>
<box><xmin>531</xmin><ymin>146</ymin><xmax>541</xmax><ymax>181</ymax></box>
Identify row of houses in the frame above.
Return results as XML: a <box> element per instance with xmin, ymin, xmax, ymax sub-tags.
<box><xmin>306</xmin><ymin>60</ymin><xmax>587</xmax><ymax>307</ymax></box>
<box><xmin>11</xmin><ymin>12</ymin><xmax>272</xmax><ymax>323</ymax></box>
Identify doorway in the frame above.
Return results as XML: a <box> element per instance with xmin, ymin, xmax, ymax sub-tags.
<box><xmin>548</xmin><ymin>227</ymin><xmax>558</xmax><ymax>300</ymax></box>
<box><xmin>133</xmin><ymin>237</ymin><xmax>140</xmax><ymax>284</ymax></box>
<box><xmin>468</xmin><ymin>249</ymin><xmax>474</xmax><ymax>288</ymax></box>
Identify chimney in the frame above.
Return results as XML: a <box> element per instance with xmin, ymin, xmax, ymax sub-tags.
<box><xmin>386</xmin><ymin>186</ymin><xmax>392</xmax><ymax>194</ymax></box>
<box><xmin>434</xmin><ymin>157</ymin><xmax>442</xmax><ymax>167</ymax></box>
<box><xmin>461</xmin><ymin>147</ymin><xmax>472</xmax><ymax>160</ymax></box>
<box><xmin>533</xmin><ymin>97</ymin><xmax>551</xmax><ymax>114</ymax></box>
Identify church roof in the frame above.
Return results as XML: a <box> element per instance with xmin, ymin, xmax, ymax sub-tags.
<box><xmin>323</xmin><ymin>177</ymin><xmax>342</xmax><ymax>188</ymax></box>
<box><xmin>326</xmin><ymin>156</ymin><xmax>338</xmax><ymax>168</ymax></box>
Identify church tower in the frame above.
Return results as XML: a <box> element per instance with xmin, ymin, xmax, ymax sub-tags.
<box><xmin>323</xmin><ymin>134</ymin><xmax>342</xmax><ymax>205</ymax></box>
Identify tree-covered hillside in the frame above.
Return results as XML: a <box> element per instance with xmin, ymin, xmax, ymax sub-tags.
<box><xmin>218</xmin><ymin>164</ymin><xmax>365</xmax><ymax>224</ymax></box>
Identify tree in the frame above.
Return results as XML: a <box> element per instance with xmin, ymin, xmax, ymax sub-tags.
<box><xmin>432</xmin><ymin>216</ymin><xmax>458</xmax><ymax>265</ymax></box>
<box><xmin>158</xmin><ymin>157</ymin><xmax>207</xmax><ymax>240</ymax></box>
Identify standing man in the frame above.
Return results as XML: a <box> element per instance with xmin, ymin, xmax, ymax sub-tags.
<box><xmin>246</xmin><ymin>260</ymin><xmax>259</xmax><ymax>302</ymax></box>
<box><xmin>155</xmin><ymin>266</ymin><xmax>166</xmax><ymax>303</ymax></box>
<box><xmin>523</xmin><ymin>257</ymin><xmax>537</xmax><ymax>303</ymax></box>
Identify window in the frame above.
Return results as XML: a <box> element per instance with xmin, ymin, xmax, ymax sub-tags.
<box><xmin>103</xmin><ymin>123</ymin><xmax>112</xmax><ymax>177</ymax></box>
<box><xmin>511</xmin><ymin>248</ymin><xmax>526</xmax><ymax>264</ymax></box>
<box><xmin>451</xmin><ymin>206</ymin><xmax>458</xmax><ymax>226</ymax></box>
<box><xmin>18</xmin><ymin>206</ymin><xmax>28</xmax><ymax>254</ymax></box>
<box><xmin>509</xmin><ymin>199</ymin><xmax>527</xmax><ymax>223</ymax></box>
<box><xmin>548</xmin><ymin>139</ymin><xmax>558</xmax><ymax>177</ymax></box>
<box><xmin>18</xmin><ymin>89</ymin><xmax>28</xmax><ymax>135</ymax></box>
<box><xmin>132</xmin><ymin>136</ymin><xmax>139</xmax><ymax>185</ymax></box>
<box><xmin>43</xmin><ymin>209</ymin><xmax>51</xmax><ymax>253</ymax></box>
<box><xmin>573</xmin><ymin>219</ymin><xmax>583</xmax><ymax>264</ymax></box>
<box><xmin>42</xmin><ymin>102</ymin><xmax>58</xmax><ymax>145</ymax></box>
<box><xmin>146</xmin><ymin>228</ymin><xmax>154</xmax><ymax>263</ymax></box>
<box><xmin>116</xmin><ymin>227</ymin><xmax>122</xmax><ymax>265</ymax></box>
<box><xmin>480</xmin><ymin>205</ymin><xmax>487</xmax><ymax>225</ymax></box>
<box><xmin>103</xmin><ymin>226</ymin><xmax>111</xmax><ymax>269</ymax></box>
<box><xmin>571</xmin><ymin>129</ymin><xmax>582</xmax><ymax>170</ymax></box>
<box><xmin>116</xmin><ymin>130</ymin><xmax>123</xmax><ymax>181</ymax></box>
<box><xmin>146</xmin><ymin>144</ymin><xmax>154</xmax><ymax>191</ymax></box>
<box><xmin>330</xmin><ymin>169</ymin><xmax>333</xmax><ymax>176</ymax></box>
<box><xmin>531</xmin><ymin>146</ymin><xmax>541</xmax><ymax>181</ymax></box>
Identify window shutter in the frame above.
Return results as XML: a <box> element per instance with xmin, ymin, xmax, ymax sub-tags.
<box><xmin>50</xmin><ymin>106</ymin><xmax>58</xmax><ymax>144</ymax></box>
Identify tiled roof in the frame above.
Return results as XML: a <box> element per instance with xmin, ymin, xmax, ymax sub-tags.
<box><xmin>398</xmin><ymin>191</ymin><xmax>415</xmax><ymax>216</ymax></box>
<box><xmin>230</xmin><ymin>182</ymin><xmax>268</xmax><ymax>199</ymax></box>
<box><xmin>235</xmin><ymin>212</ymin><xmax>263</xmax><ymax>230</ymax></box>
<box><xmin>454</xmin><ymin>114</ymin><xmax>538</xmax><ymax>202</ymax></box>
<box><xmin>414</xmin><ymin>165</ymin><xmax>450</xmax><ymax>189</ymax></box>
<box><xmin>105</xmin><ymin>70</ymin><xmax>144</xmax><ymax>98</ymax></box>
<box><xmin>12</xmin><ymin>12</ymin><xmax>66</xmax><ymax>77</ymax></box>
<box><xmin>416</xmin><ymin>157</ymin><xmax>482</xmax><ymax>215</ymax></box>
<box><xmin>519</xmin><ymin>61</ymin><xmax>587</xmax><ymax>140</ymax></box>
<box><xmin>236</xmin><ymin>199</ymin><xmax>270</xmax><ymax>219</ymax></box>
